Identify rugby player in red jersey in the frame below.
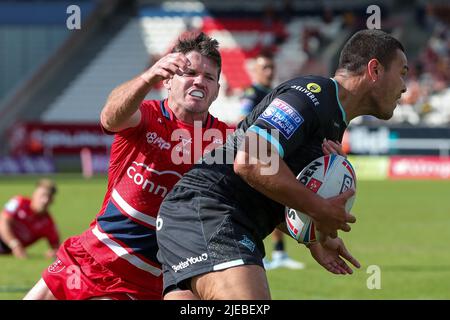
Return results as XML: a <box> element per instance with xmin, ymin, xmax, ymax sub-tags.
<box><xmin>0</xmin><ymin>179</ymin><xmax>59</xmax><ymax>259</ymax></box>
<box><xmin>24</xmin><ymin>31</ymin><xmax>231</xmax><ymax>300</ymax></box>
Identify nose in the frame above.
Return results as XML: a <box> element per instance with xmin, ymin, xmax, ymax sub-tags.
<box><xmin>193</xmin><ymin>76</ymin><xmax>207</xmax><ymax>89</ymax></box>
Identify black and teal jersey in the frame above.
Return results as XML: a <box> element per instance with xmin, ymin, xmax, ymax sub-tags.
<box><xmin>175</xmin><ymin>75</ymin><xmax>349</xmax><ymax>240</ymax></box>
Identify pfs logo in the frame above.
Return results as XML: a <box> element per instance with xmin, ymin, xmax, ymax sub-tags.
<box><xmin>146</xmin><ymin>132</ymin><xmax>171</xmax><ymax>150</ymax></box>
<box><xmin>340</xmin><ymin>174</ymin><xmax>353</xmax><ymax>193</ymax></box>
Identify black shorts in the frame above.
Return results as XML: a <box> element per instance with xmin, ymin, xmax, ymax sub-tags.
<box><xmin>0</xmin><ymin>238</ymin><xmax>11</xmax><ymax>254</ymax></box>
<box><xmin>156</xmin><ymin>183</ymin><xmax>265</xmax><ymax>295</ymax></box>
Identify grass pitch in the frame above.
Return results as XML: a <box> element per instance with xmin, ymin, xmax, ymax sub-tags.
<box><xmin>0</xmin><ymin>175</ymin><xmax>449</xmax><ymax>299</ymax></box>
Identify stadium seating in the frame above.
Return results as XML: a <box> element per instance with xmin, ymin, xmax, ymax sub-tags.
<box><xmin>42</xmin><ymin>20</ymin><xmax>151</xmax><ymax>122</ymax></box>
<box><xmin>3</xmin><ymin>1</ymin><xmax>449</xmax><ymax>130</ymax></box>
<box><xmin>40</xmin><ymin>6</ymin><xmax>339</xmax><ymax>124</ymax></box>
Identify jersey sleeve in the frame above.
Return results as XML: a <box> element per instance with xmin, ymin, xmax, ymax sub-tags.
<box><xmin>114</xmin><ymin>101</ymin><xmax>154</xmax><ymax>139</ymax></box>
<box><xmin>2</xmin><ymin>197</ymin><xmax>20</xmax><ymax>217</ymax></box>
<box><xmin>247</xmin><ymin>91</ymin><xmax>319</xmax><ymax>159</ymax></box>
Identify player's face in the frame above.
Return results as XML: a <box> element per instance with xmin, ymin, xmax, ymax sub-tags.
<box><xmin>167</xmin><ymin>51</ymin><xmax>220</xmax><ymax>115</ymax></box>
<box><xmin>254</xmin><ymin>57</ymin><xmax>275</xmax><ymax>87</ymax></box>
<box><xmin>371</xmin><ymin>49</ymin><xmax>408</xmax><ymax>120</ymax></box>
<box><xmin>32</xmin><ymin>186</ymin><xmax>54</xmax><ymax>213</ymax></box>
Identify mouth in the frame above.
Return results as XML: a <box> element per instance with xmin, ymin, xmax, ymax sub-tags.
<box><xmin>188</xmin><ymin>89</ymin><xmax>205</xmax><ymax>99</ymax></box>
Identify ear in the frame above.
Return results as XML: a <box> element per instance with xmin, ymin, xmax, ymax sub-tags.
<box><xmin>212</xmin><ymin>83</ymin><xmax>220</xmax><ymax>101</ymax></box>
<box><xmin>163</xmin><ymin>78</ymin><xmax>171</xmax><ymax>90</ymax></box>
<box><xmin>367</xmin><ymin>58</ymin><xmax>382</xmax><ymax>82</ymax></box>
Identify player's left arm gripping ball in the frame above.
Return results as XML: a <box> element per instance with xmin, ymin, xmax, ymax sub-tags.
<box><xmin>308</xmin><ymin>236</ymin><xmax>360</xmax><ymax>275</ymax></box>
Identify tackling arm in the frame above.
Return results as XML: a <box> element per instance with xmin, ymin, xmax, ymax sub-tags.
<box><xmin>100</xmin><ymin>52</ymin><xmax>191</xmax><ymax>132</ymax></box>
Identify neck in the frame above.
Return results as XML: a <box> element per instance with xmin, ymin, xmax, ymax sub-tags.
<box><xmin>30</xmin><ymin>202</ymin><xmax>44</xmax><ymax>214</ymax></box>
<box><xmin>333</xmin><ymin>71</ymin><xmax>372</xmax><ymax>122</ymax></box>
<box><xmin>167</xmin><ymin>98</ymin><xmax>208</xmax><ymax>125</ymax></box>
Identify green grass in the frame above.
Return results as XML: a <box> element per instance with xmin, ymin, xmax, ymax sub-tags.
<box><xmin>265</xmin><ymin>180</ymin><xmax>450</xmax><ymax>299</ymax></box>
<box><xmin>0</xmin><ymin>174</ymin><xmax>106</xmax><ymax>300</ymax></box>
<box><xmin>0</xmin><ymin>175</ymin><xmax>449</xmax><ymax>299</ymax></box>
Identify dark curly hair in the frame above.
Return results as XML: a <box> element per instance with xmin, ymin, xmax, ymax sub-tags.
<box><xmin>171</xmin><ymin>31</ymin><xmax>221</xmax><ymax>78</ymax></box>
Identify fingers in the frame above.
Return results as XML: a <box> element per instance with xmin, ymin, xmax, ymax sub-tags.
<box><xmin>164</xmin><ymin>52</ymin><xmax>191</xmax><ymax>70</ymax></box>
<box><xmin>340</xmin><ymin>188</ymin><xmax>355</xmax><ymax>199</ymax></box>
<box><xmin>324</xmin><ymin>262</ymin><xmax>342</xmax><ymax>275</ymax></box>
<box><xmin>321</xmin><ymin>139</ymin><xmax>334</xmax><ymax>155</ymax></box>
<box><xmin>324</xmin><ymin>259</ymin><xmax>351</xmax><ymax>275</ymax></box>
<box><xmin>337</xmin><ymin>259</ymin><xmax>354</xmax><ymax>274</ymax></box>
<box><xmin>150</xmin><ymin>53</ymin><xmax>191</xmax><ymax>80</ymax></box>
<box><xmin>322</xmin><ymin>139</ymin><xmax>346</xmax><ymax>157</ymax></box>
<box><xmin>346</xmin><ymin>213</ymin><xmax>356</xmax><ymax>224</ymax></box>
<box><xmin>339</xmin><ymin>244</ymin><xmax>361</xmax><ymax>269</ymax></box>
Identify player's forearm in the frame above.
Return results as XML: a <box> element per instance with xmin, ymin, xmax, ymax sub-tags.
<box><xmin>100</xmin><ymin>75</ymin><xmax>150</xmax><ymax>132</ymax></box>
<box><xmin>234</xmin><ymin>149</ymin><xmax>325</xmax><ymax>220</ymax></box>
<box><xmin>0</xmin><ymin>215</ymin><xmax>22</xmax><ymax>249</ymax></box>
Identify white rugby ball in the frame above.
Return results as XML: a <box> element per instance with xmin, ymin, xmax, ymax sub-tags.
<box><xmin>285</xmin><ymin>154</ymin><xmax>357</xmax><ymax>244</ymax></box>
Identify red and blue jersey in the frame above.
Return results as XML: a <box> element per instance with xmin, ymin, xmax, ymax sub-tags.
<box><xmin>80</xmin><ymin>99</ymin><xmax>231</xmax><ymax>289</ymax></box>
<box><xmin>1</xmin><ymin>196</ymin><xmax>59</xmax><ymax>248</ymax></box>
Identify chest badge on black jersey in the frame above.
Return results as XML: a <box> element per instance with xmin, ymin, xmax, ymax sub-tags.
<box><xmin>306</xmin><ymin>82</ymin><xmax>321</xmax><ymax>93</ymax></box>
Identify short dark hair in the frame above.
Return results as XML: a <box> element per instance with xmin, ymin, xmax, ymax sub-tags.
<box><xmin>256</xmin><ymin>49</ymin><xmax>274</xmax><ymax>61</ymax></box>
<box><xmin>36</xmin><ymin>178</ymin><xmax>57</xmax><ymax>195</ymax></box>
<box><xmin>171</xmin><ymin>31</ymin><xmax>221</xmax><ymax>78</ymax></box>
<box><xmin>338</xmin><ymin>29</ymin><xmax>405</xmax><ymax>73</ymax></box>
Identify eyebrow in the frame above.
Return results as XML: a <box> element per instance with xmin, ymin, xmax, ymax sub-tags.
<box><xmin>183</xmin><ymin>67</ymin><xmax>217</xmax><ymax>80</ymax></box>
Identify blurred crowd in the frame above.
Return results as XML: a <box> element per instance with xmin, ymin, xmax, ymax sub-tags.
<box><xmin>357</xmin><ymin>4</ymin><xmax>450</xmax><ymax>126</ymax></box>
<box><xmin>232</xmin><ymin>3</ymin><xmax>450</xmax><ymax>126</ymax></box>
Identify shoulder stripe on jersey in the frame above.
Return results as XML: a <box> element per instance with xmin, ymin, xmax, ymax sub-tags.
<box><xmin>112</xmin><ymin>189</ymin><xmax>156</xmax><ymax>228</ymax></box>
<box><xmin>330</xmin><ymin>78</ymin><xmax>348</xmax><ymax>125</ymax></box>
<box><xmin>92</xmin><ymin>225</ymin><xmax>161</xmax><ymax>276</ymax></box>
<box><xmin>159</xmin><ymin>100</ymin><xmax>171</xmax><ymax>119</ymax></box>
<box><xmin>248</xmin><ymin>125</ymin><xmax>285</xmax><ymax>158</ymax></box>
<box><xmin>209</xmin><ymin>114</ymin><xmax>215</xmax><ymax>128</ymax></box>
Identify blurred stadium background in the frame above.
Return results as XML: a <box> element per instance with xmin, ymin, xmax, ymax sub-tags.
<box><xmin>0</xmin><ymin>0</ymin><xmax>449</xmax><ymax>299</ymax></box>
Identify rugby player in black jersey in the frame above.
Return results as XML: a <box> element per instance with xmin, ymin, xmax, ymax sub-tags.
<box><xmin>157</xmin><ymin>29</ymin><xmax>408</xmax><ymax>299</ymax></box>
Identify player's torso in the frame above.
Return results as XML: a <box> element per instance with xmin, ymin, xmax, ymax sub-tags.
<box><xmin>82</xmin><ymin>100</ymin><xmax>229</xmax><ymax>285</ymax></box>
<box><xmin>11</xmin><ymin>198</ymin><xmax>51</xmax><ymax>246</ymax></box>
<box><xmin>108</xmin><ymin>100</ymin><xmax>228</xmax><ymax>220</ymax></box>
<box><xmin>198</xmin><ymin>76</ymin><xmax>348</xmax><ymax>238</ymax></box>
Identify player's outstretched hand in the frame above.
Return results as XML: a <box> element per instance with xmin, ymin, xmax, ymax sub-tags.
<box><xmin>309</xmin><ymin>236</ymin><xmax>360</xmax><ymax>275</ymax></box>
<box><xmin>322</xmin><ymin>138</ymin><xmax>346</xmax><ymax>157</ymax></box>
<box><xmin>313</xmin><ymin>188</ymin><xmax>356</xmax><ymax>239</ymax></box>
<box><xmin>141</xmin><ymin>53</ymin><xmax>191</xmax><ymax>86</ymax></box>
